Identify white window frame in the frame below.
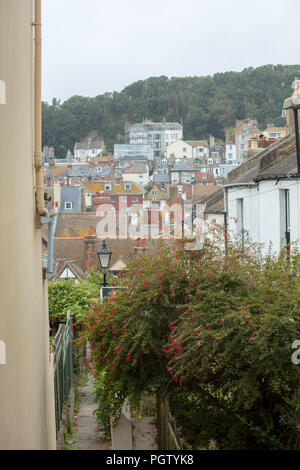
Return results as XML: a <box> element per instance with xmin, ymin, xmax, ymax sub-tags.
<box><xmin>64</xmin><ymin>202</ymin><xmax>73</xmax><ymax>210</ymax></box>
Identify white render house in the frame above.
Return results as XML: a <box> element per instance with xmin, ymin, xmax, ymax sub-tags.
<box><xmin>224</xmin><ymin>134</ymin><xmax>300</xmax><ymax>254</ymax></box>
<box><xmin>74</xmin><ymin>139</ymin><xmax>104</xmax><ymax>162</ymax></box>
<box><xmin>127</xmin><ymin>120</ymin><xmax>183</xmax><ymax>158</ymax></box>
<box><xmin>166</xmin><ymin>140</ymin><xmax>209</xmax><ymax>162</ymax></box>
<box><xmin>225</xmin><ymin>143</ymin><xmax>237</xmax><ymax>164</ymax></box>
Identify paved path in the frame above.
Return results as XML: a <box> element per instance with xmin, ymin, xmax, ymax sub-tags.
<box><xmin>72</xmin><ymin>377</ymin><xmax>111</xmax><ymax>450</ymax></box>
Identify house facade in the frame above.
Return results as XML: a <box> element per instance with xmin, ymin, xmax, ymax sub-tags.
<box><xmin>0</xmin><ymin>0</ymin><xmax>56</xmax><ymax>449</ymax></box>
<box><xmin>127</xmin><ymin>120</ymin><xmax>183</xmax><ymax>158</ymax></box>
<box><xmin>166</xmin><ymin>139</ymin><xmax>209</xmax><ymax>162</ymax></box>
<box><xmin>225</xmin><ymin>133</ymin><xmax>300</xmax><ymax>254</ymax></box>
<box><xmin>83</xmin><ymin>181</ymin><xmax>144</xmax><ymax>212</ymax></box>
<box><xmin>74</xmin><ymin>139</ymin><xmax>104</xmax><ymax>161</ymax></box>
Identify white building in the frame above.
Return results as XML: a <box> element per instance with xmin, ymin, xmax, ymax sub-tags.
<box><xmin>127</xmin><ymin>120</ymin><xmax>183</xmax><ymax>158</ymax></box>
<box><xmin>74</xmin><ymin>139</ymin><xmax>104</xmax><ymax>162</ymax></box>
<box><xmin>120</xmin><ymin>164</ymin><xmax>150</xmax><ymax>187</ymax></box>
<box><xmin>225</xmin><ymin>134</ymin><xmax>300</xmax><ymax>254</ymax></box>
<box><xmin>225</xmin><ymin>143</ymin><xmax>237</xmax><ymax>164</ymax></box>
<box><xmin>166</xmin><ymin>139</ymin><xmax>209</xmax><ymax>162</ymax></box>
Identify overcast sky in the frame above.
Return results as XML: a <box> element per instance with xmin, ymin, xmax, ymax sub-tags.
<box><xmin>42</xmin><ymin>0</ymin><xmax>300</xmax><ymax>103</ymax></box>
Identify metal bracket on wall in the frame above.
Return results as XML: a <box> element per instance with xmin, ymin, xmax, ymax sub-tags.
<box><xmin>41</xmin><ymin>214</ymin><xmax>58</xmax><ymax>279</ymax></box>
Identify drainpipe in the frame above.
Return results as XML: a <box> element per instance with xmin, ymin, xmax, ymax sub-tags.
<box><xmin>293</xmin><ymin>107</ymin><xmax>300</xmax><ymax>175</ymax></box>
<box><xmin>33</xmin><ymin>0</ymin><xmax>49</xmax><ymax>219</ymax></box>
<box><xmin>41</xmin><ymin>214</ymin><xmax>57</xmax><ymax>279</ymax></box>
<box><xmin>283</xmin><ymin>79</ymin><xmax>300</xmax><ymax>176</ymax></box>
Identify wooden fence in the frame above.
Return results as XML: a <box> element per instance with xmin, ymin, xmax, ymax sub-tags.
<box><xmin>53</xmin><ymin>311</ymin><xmax>73</xmax><ymax>437</ymax></box>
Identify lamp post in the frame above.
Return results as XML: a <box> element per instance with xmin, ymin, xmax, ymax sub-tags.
<box><xmin>97</xmin><ymin>239</ymin><xmax>112</xmax><ymax>287</ymax></box>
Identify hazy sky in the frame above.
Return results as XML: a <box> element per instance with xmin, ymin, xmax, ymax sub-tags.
<box><xmin>42</xmin><ymin>0</ymin><xmax>300</xmax><ymax>103</ymax></box>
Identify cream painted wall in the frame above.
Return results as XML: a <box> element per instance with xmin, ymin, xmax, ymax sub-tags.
<box><xmin>0</xmin><ymin>0</ymin><xmax>56</xmax><ymax>449</ymax></box>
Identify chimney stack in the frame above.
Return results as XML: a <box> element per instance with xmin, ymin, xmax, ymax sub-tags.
<box><xmin>84</xmin><ymin>226</ymin><xmax>97</xmax><ymax>272</ymax></box>
<box><xmin>209</xmin><ymin>135</ymin><xmax>215</xmax><ymax>148</ymax></box>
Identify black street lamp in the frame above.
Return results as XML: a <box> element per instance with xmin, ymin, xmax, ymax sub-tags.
<box><xmin>97</xmin><ymin>239</ymin><xmax>112</xmax><ymax>287</ymax></box>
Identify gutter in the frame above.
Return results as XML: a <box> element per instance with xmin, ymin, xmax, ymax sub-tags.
<box><xmin>223</xmin><ymin>182</ymin><xmax>258</xmax><ymax>188</ymax></box>
<box><xmin>33</xmin><ymin>0</ymin><xmax>49</xmax><ymax>219</ymax></box>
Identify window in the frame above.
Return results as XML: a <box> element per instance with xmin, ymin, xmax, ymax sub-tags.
<box><xmin>125</xmin><ymin>183</ymin><xmax>132</xmax><ymax>191</ymax></box>
<box><xmin>110</xmin><ymin>196</ymin><xmax>115</xmax><ymax>202</ymax></box>
<box><xmin>121</xmin><ymin>196</ymin><xmax>127</xmax><ymax>202</ymax></box>
<box><xmin>183</xmin><ymin>147</ymin><xmax>186</xmax><ymax>152</ymax></box>
<box><xmin>64</xmin><ymin>202</ymin><xmax>73</xmax><ymax>210</ymax></box>
<box><xmin>104</xmin><ymin>184</ymin><xmax>112</xmax><ymax>191</ymax></box>
<box><xmin>152</xmin><ymin>190</ymin><xmax>157</xmax><ymax>197</ymax></box>
<box><xmin>132</xmin><ymin>195</ymin><xmax>138</xmax><ymax>202</ymax></box>
<box><xmin>212</xmin><ymin>152</ymin><xmax>219</xmax><ymax>158</ymax></box>
<box><xmin>237</xmin><ymin>198</ymin><xmax>244</xmax><ymax>242</ymax></box>
<box><xmin>96</xmin><ymin>167</ymin><xmax>102</xmax><ymax>173</ymax></box>
<box><xmin>280</xmin><ymin>189</ymin><xmax>291</xmax><ymax>246</ymax></box>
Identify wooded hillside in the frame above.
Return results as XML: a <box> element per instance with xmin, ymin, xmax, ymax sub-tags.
<box><xmin>42</xmin><ymin>64</ymin><xmax>300</xmax><ymax>157</ymax></box>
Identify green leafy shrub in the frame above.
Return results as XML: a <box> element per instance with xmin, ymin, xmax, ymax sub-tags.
<box><xmin>79</xmin><ymin>234</ymin><xmax>300</xmax><ymax>449</ymax></box>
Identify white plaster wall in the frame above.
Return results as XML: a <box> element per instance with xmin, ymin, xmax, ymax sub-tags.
<box><xmin>226</xmin><ymin>144</ymin><xmax>237</xmax><ymax>163</ymax></box>
<box><xmin>227</xmin><ymin>180</ymin><xmax>300</xmax><ymax>254</ymax></box>
<box><xmin>166</xmin><ymin>140</ymin><xmax>192</xmax><ymax>160</ymax></box>
<box><xmin>227</xmin><ymin>185</ymin><xmax>260</xmax><ymax>243</ymax></box>
<box><xmin>0</xmin><ymin>0</ymin><xmax>56</xmax><ymax>449</ymax></box>
<box><xmin>259</xmin><ymin>180</ymin><xmax>300</xmax><ymax>253</ymax></box>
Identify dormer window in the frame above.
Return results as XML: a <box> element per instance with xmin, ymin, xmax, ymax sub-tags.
<box><xmin>104</xmin><ymin>183</ymin><xmax>112</xmax><ymax>191</ymax></box>
<box><xmin>152</xmin><ymin>190</ymin><xmax>157</xmax><ymax>197</ymax></box>
<box><xmin>125</xmin><ymin>183</ymin><xmax>132</xmax><ymax>191</ymax></box>
<box><xmin>64</xmin><ymin>202</ymin><xmax>73</xmax><ymax>210</ymax></box>
<box><xmin>96</xmin><ymin>167</ymin><xmax>102</xmax><ymax>173</ymax></box>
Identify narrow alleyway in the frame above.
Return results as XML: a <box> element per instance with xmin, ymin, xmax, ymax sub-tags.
<box><xmin>72</xmin><ymin>376</ymin><xmax>111</xmax><ymax>450</ymax></box>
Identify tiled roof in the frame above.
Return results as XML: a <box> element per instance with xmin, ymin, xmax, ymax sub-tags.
<box><xmin>54</xmin><ymin>237</ymin><xmax>141</xmax><ymax>274</ymax></box>
<box><xmin>145</xmin><ymin>185</ymin><xmax>170</xmax><ymax>201</ymax></box>
<box><xmin>83</xmin><ymin>182</ymin><xmax>143</xmax><ymax>194</ymax></box>
<box><xmin>44</xmin><ymin>166</ymin><xmax>68</xmax><ymax>178</ymax></box>
<box><xmin>225</xmin><ymin>134</ymin><xmax>298</xmax><ymax>185</ymax></box>
<box><xmin>122</xmin><ymin>165</ymin><xmax>148</xmax><ymax>174</ymax></box>
<box><xmin>152</xmin><ymin>174</ymin><xmax>170</xmax><ymax>183</ymax></box>
<box><xmin>60</xmin><ymin>186</ymin><xmax>81</xmax><ymax>212</ymax></box>
<box><xmin>185</xmin><ymin>140</ymin><xmax>209</xmax><ymax>148</ymax></box>
<box><xmin>263</xmin><ymin>126</ymin><xmax>287</xmax><ymax>132</ymax></box>
<box><xmin>170</xmin><ymin>164</ymin><xmax>197</xmax><ymax>172</ymax></box>
<box><xmin>74</xmin><ymin>140</ymin><xmax>103</xmax><ymax>151</ymax></box>
<box><xmin>199</xmin><ymin>189</ymin><xmax>225</xmax><ymax>212</ymax></box>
